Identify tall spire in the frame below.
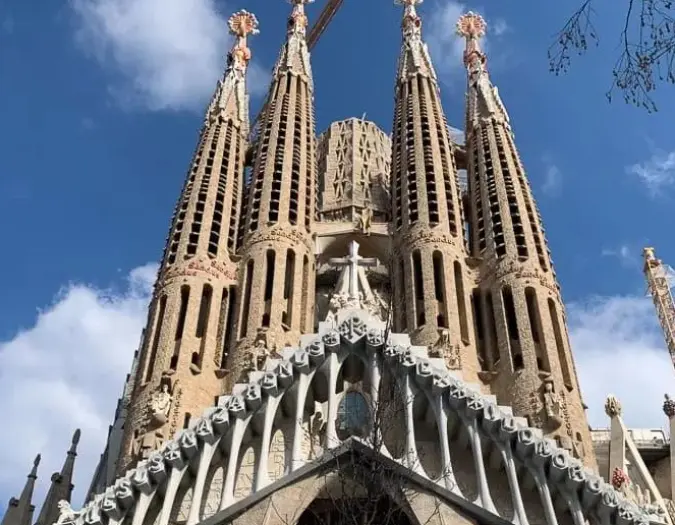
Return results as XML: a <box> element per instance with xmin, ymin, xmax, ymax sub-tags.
<box><xmin>271</xmin><ymin>0</ymin><xmax>314</xmax><ymax>82</ymax></box>
<box><xmin>115</xmin><ymin>11</ymin><xmax>259</xmax><ymax>475</ymax></box>
<box><xmin>35</xmin><ymin>430</ymin><xmax>80</xmax><ymax>525</ymax></box>
<box><xmin>1</xmin><ymin>455</ymin><xmax>40</xmax><ymax>525</ymax></box>
<box><xmin>389</xmin><ymin>0</ymin><xmax>479</xmax><ymax>380</ymax></box>
<box><xmin>231</xmin><ymin>0</ymin><xmax>318</xmax><ymax>384</ymax></box>
<box><xmin>395</xmin><ymin>0</ymin><xmax>437</xmax><ymax>81</ymax></box>
<box><xmin>458</xmin><ymin>12</ymin><xmax>596</xmax><ymax>468</ymax></box>
<box><xmin>457</xmin><ymin>12</ymin><xmax>510</xmax><ymax>127</ymax></box>
<box><xmin>206</xmin><ymin>10</ymin><xmax>260</xmax><ymax>131</ymax></box>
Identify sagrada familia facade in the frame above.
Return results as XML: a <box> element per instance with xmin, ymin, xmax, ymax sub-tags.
<box><xmin>4</xmin><ymin>1</ymin><xmax>675</xmax><ymax>525</ymax></box>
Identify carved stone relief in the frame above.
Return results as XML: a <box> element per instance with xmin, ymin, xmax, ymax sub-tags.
<box><xmin>430</xmin><ymin>329</ymin><xmax>461</xmax><ymax>370</ymax></box>
<box><xmin>542</xmin><ymin>380</ymin><xmax>563</xmax><ymax>430</ymax></box>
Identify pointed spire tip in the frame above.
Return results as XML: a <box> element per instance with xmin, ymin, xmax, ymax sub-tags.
<box><xmin>34</xmin><ymin>454</ymin><xmax>41</xmax><ymax>467</ymax></box>
<box><xmin>72</xmin><ymin>429</ymin><xmax>81</xmax><ymax>446</ymax></box>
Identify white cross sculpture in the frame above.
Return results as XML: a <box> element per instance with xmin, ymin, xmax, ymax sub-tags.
<box><xmin>328</xmin><ymin>241</ymin><xmax>379</xmax><ymax>301</ymax></box>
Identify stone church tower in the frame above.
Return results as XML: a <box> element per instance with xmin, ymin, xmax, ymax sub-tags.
<box><xmin>10</xmin><ymin>2</ymin><xmax>675</xmax><ymax>525</ymax></box>
<box><xmin>230</xmin><ymin>0</ymin><xmax>317</xmax><ymax>384</ymax></box>
<box><xmin>389</xmin><ymin>0</ymin><xmax>480</xmax><ymax>385</ymax></box>
<box><xmin>457</xmin><ymin>13</ymin><xmax>594</xmax><ymax>466</ymax></box>
<box><xmin>114</xmin><ymin>10</ymin><xmax>259</xmax><ymax>475</ymax></box>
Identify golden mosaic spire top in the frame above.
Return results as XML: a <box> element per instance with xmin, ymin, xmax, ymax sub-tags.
<box><xmin>456</xmin><ymin>11</ymin><xmax>486</xmax><ymax>68</ymax></box>
<box><xmin>227</xmin><ymin>10</ymin><xmax>259</xmax><ymax>71</ymax></box>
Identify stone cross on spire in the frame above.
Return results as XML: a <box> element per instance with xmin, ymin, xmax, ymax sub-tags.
<box><xmin>329</xmin><ymin>241</ymin><xmax>378</xmax><ymax>301</ymax></box>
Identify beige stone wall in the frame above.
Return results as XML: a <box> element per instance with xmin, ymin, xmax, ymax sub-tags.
<box><xmin>317</xmin><ymin>118</ymin><xmax>391</xmax><ymax>224</ymax></box>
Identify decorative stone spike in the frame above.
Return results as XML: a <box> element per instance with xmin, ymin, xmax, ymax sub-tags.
<box><xmin>605</xmin><ymin>395</ymin><xmax>622</xmax><ymax>418</ymax></box>
<box><xmin>663</xmin><ymin>393</ymin><xmax>675</xmax><ymax>418</ymax></box>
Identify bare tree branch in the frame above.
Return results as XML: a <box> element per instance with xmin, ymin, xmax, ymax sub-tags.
<box><xmin>549</xmin><ymin>0</ymin><xmax>675</xmax><ymax>112</ymax></box>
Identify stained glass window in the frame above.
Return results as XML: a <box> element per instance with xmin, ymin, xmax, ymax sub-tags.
<box><xmin>336</xmin><ymin>391</ymin><xmax>370</xmax><ymax>439</ymax></box>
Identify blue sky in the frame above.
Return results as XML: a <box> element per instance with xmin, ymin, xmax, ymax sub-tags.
<box><xmin>1</xmin><ymin>0</ymin><xmax>675</xmax><ymax>515</ymax></box>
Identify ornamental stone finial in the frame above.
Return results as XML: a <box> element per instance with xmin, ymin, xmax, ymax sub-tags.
<box><xmin>456</xmin><ymin>11</ymin><xmax>486</xmax><ymax>39</ymax></box>
<box><xmin>604</xmin><ymin>395</ymin><xmax>622</xmax><ymax>418</ymax></box>
<box><xmin>226</xmin><ymin>10</ymin><xmax>259</xmax><ymax>72</ymax></box>
<box><xmin>663</xmin><ymin>394</ymin><xmax>675</xmax><ymax>418</ymax></box>
<box><xmin>456</xmin><ymin>12</ymin><xmax>487</xmax><ymax>68</ymax></box>
<box><xmin>228</xmin><ymin>10</ymin><xmax>259</xmax><ymax>38</ymax></box>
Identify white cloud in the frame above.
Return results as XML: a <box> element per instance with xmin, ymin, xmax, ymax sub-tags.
<box><xmin>601</xmin><ymin>244</ymin><xmax>640</xmax><ymax>269</ymax></box>
<box><xmin>0</xmin><ymin>264</ymin><xmax>156</xmax><ymax>511</ymax></box>
<box><xmin>492</xmin><ymin>18</ymin><xmax>508</xmax><ymax>37</ymax></box>
<box><xmin>541</xmin><ymin>156</ymin><xmax>562</xmax><ymax>196</ymax></box>
<box><xmin>569</xmin><ymin>295</ymin><xmax>675</xmax><ymax>429</ymax></box>
<box><xmin>626</xmin><ymin>149</ymin><xmax>675</xmax><ymax>197</ymax></box>
<box><xmin>70</xmin><ymin>0</ymin><xmax>268</xmax><ymax>111</ymax></box>
<box><xmin>424</xmin><ymin>0</ymin><xmax>507</xmax><ymax>85</ymax></box>
<box><xmin>448</xmin><ymin>126</ymin><xmax>465</xmax><ymax>145</ymax></box>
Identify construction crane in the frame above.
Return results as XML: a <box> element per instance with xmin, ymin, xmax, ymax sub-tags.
<box><xmin>643</xmin><ymin>247</ymin><xmax>675</xmax><ymax>369</ymax></box>
<box><xmin>247</xmin><ymin>0</ymin><xmax>345</xmax><ymax>157</ymax></box>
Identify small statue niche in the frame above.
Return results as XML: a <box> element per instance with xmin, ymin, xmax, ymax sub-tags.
<box><xmin>542</xmin><ymin>380</ymin><xmax>564</xmax><ymax>430</ymax></box>
<box><xmin>149</xmin><ymin>381</ymin><xmax>173</xmax><ymax>425</ymax></box>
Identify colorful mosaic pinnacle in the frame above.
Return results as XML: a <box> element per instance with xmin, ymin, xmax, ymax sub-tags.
<box><xmin>228</xmin><ymin>10</ymin><xmax>259</xmax><ymax>38</ymax></box>
<box><xmin>227</xmin><ymin>11</ymin><xmax>258</xmax><ymax>69</ymax></box>
<box><xmin>611</xmin><ymin>467</ymin><xmax>631</xmax><ymax>489</ymax></box>
<box><xmin>456</xmin><ymin>11</ymin><xmax>486</xmax><ymax>39</ymax></box>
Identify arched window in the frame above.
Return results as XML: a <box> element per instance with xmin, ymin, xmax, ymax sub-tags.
<box><xmin>336</xmin><ymin>391</ymin><xmax>370</xmax><ymax>440</ymax></box>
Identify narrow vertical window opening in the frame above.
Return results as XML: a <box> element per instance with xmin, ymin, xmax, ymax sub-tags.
<box><xmin>263</xmin><ymin>250</ymin><xmax>276</xmax><ymax>327</ymax></box>
<box><xmin>192</xmin><ymin>284</ymin><xmax>213</xmax><ymax>370</ymax></box>
<box><xmin>215</xmin><ymin>288</ymin><xmax>228</xmax><ymax>367</ymax></box>
<box><xmin>485</xmin><ymin>291</ymin><xmax>500</xmax><ymax>366</ymax></box>
<box><xmin>282</xmin><ymin>249</ymin><xmax>296</xmax><ymax>330</ymax></box>
<box><xmin>171</xmin><ymin>286</ymin><xmax>190</xmax><ymax>371</ymax></box>
<box><xmin>145</xmin><ymin>295</ymin><xmax>167</xmax><ymax>382</ymax></box>
<box><xmin>300</xmin><ymin>256</ymin><xmax>310</xmax><ymax>332</ymax></box>
<box><xmin>175</xmin><ymin>286</ymin><xmax>190</xmax><ymax>341</ymax></box>
<box><xmin>549</xmin><ymin>299</ymin><xmax>573</xmax><ymax>389</ymax></box>
<box><xmin>222</xmin><ymin>286</ymin><xmax>237</xmax><ymax>368</ymax></box>
<box><xmin>240</xmin><ymin>260</ymin><xmax>254</xmax><ymax>338</ymax></box>
<box><xmin>412</xmin><ymin>250</ymin><xmax>425</xmax><ymax>327</ymax></box>
<box><xmin>195</xmin><ymin>284</ymin><xmax>213</xmax><ymax>339</ymax></box>
<box><xmin>471</xmin><ymin>289</ymin><xmax>489</xmax><ymax>371</ymax></box>
<box><xmin>525</xmin><ymin>287</ymin><xmax>549</xmax><ymax>371</ymax></box>
<box><xmin>432</xmin><ymin>251</ymin><xmax>448</xmax><ymax>328</ymax></box>
<box><xmin>502</xmin><ymin>287</ymin><xmax>523</xmax><ymax>370</ymax></box>
<box><xmin>454</xmin><ymin>261</ymin><xmax>470</xmax><ymax>344</ymax></box>
<box><xmin>398</xmin><ymin>258</ymin><xmax>407</xmax><ymax>331</ymax></box>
